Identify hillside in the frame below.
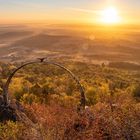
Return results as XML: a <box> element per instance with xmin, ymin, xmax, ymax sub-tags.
<box><xmin>0</xmin><ymin>60</ymin><xmax>140</xmax><ymax>139</ymax></box>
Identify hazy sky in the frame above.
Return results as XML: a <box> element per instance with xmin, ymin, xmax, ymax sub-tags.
<box><xmin>0</xmin><ymin>0</ymin><xmax>140</xmax><ymax>24</ymax></box>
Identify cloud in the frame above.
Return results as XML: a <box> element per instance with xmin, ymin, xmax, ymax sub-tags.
<box><xmin>8</xmin><ymin>1</ymin><xmax>48</xmax><ymax>10</ymax></box>
<box><xmin>67</xmin><ymin>8</ymin><xmax>101</xmax><ymax>14</ymax></box>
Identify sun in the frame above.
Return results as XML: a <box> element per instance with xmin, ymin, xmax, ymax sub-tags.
<box><xmin>100</xmin><ymin>7</ymin><xmax>121</xmax><ymax>24</ymax></box>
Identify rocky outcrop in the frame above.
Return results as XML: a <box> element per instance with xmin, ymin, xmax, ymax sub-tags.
<box><xmin>0</xmin><ymin>95</ymin><xmax>35</xmax><ymax>126</ymax></box>
<box><xmin>0</xmin><ymin>95</ymin><xmax>43</xmax><ymax>139</ymax></box>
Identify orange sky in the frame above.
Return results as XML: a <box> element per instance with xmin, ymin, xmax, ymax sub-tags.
<box><xmin>0</xmin><ymin>0</ymin><xmax>140</xmax><ymax>25</ymax></box>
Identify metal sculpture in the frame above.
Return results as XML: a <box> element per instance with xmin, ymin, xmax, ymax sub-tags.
<box><xmin>2</xmin><ymin>58</ymin><xmax>86</xmax><ymax>109</ymax></box>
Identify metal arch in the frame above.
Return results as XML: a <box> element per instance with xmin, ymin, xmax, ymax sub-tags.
<box><xmin>2</xmin><ymin>59</ymin><xmax>86</xmax><ymax>109</ymax></box>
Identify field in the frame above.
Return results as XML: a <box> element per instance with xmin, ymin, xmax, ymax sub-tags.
<box><xmin>0</xmin><ymin>24</ymin><xmax>140</xmax><ymax>67</ymax></box>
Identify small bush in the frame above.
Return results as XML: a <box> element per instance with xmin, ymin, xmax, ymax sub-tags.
<box><xmin>20</xmin><ymin>93</ymin><xmax>39</xmax><ymax>104</ymax></box>
<box><xmin>14</xmin><ymin>90</ymin><xmax>24</xmax><ymax>101</ymax></box>
<box><xmin>0</xmin><ymin>121</ymin><xmax>24</xmax><ymax>140</ymax></box>
<box><xmin>86</xmin><ymin>87</ymin><xmax>98</xmax><ymax>105</ymax></box>
<box><xmin>132</xmin><ymin>84</ymin><xmax>140</xmax><ymax>101</ymax></box>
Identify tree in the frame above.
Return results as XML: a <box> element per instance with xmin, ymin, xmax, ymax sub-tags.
<box><xmin>132</xmin><ymin>84</ymin><xmax>140</xmax><ymax>101</ymax></box>
<box><xmin>86</xmin><ymin>87</ymin><xmax>98</xmax><ymax>105</ymax></box>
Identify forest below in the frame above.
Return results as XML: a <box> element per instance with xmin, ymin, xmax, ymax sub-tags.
<box><xmin>0</xmin><ymin>60</ymin><xmax>140</xmax><ymax>140</ymax></box>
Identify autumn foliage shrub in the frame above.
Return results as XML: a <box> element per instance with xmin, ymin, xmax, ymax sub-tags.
<box><xmin>132</xmin><ymin>84</ymin><xmax>140</xmax><ymax>101</ymax></box>
<box><xmin>0</xmin><ymin>61</ymin><xmax>140</xmax><ymax>139</ymax></box>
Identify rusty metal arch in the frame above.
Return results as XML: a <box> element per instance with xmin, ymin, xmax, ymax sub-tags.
<box><xmin>2</xmin><ymin>59</ymin><xmax>86</xmax><ymax>109</ymax></box>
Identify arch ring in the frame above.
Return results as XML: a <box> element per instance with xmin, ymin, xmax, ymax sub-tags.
<box><xmin>2</xmin><ymin>59</ymin><xmax>86</xmax><ymax>109</ymax></box>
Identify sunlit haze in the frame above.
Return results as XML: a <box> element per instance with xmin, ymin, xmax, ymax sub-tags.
<box><xmin>0</xmin><ymin>0</ymin><xmax>140</xmax><ymax>25</ymax></box>
<box><xmin>100</xmin><ymin>7</ymin><xmax>121</xmax><ymax>24</ymax></box>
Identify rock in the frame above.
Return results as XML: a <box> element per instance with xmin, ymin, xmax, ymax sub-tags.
<box><xmin>0</xmin><ymin>98</ymin><xmax>43</xmax><ymax>139</ymax></box>
<box><xmin>0</xmin><ymin>98</ymin><xmax>27</xmax><ymax>122</ymax></box>
<box><xmin>0</xmin><ymin>105</ymin><xmax>17</xmax><ymax>122</ymax></box>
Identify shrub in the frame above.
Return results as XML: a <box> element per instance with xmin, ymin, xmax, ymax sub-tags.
<box><xmin>20</xmin><ymin>93</ymin><xmax>39</xmax><ymax>105</ymax></box>
<box><xmin>132</xmin><ymin>84</ymin><xmax>140</xmax><ymax>101</ymax></box>
<box><xmin>86</xmin><ymin>87</ymin><xmax>98</xmax><ymax>105</ymax></box>
<box><xmin>0</xmin><ymin>121</ymin><xmax>24</xmax><ymax>140</ymax></box>
<box><xmin>14</xmin><ymin>90</ymin><xmax>24</xmax><ymax>101</ymax></box>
